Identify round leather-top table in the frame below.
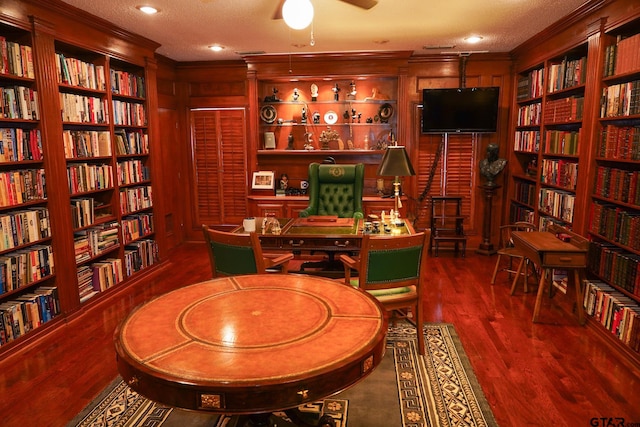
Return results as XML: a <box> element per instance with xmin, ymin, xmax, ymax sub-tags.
<box><xmin>114</xmin><ymin>274</ymin><xmax>387</xmax><ymax>424</ymax></box>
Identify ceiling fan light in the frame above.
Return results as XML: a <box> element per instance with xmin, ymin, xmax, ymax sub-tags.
<box><xmin>282</xmin><ymin>0</ymin><xmax>314</xmax><ymax>30</ymax></box>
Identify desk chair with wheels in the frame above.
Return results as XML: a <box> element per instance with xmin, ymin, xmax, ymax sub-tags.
<box><xmin>202</xmin><ymin>225</ymin><xmax>294</xmax><ymax>277</ymax></box>
<box><xmin>338</xmin><ymin>231</ymin><xmax>429</xmax><ymax>355</ymax></box>
<box><xmin>299</xmin><ymin>162</ymin><xmax>365</xmax><ymax>219</ymax></box>
<box><xmin>490</xmin><ymin>221</ymin><xmax>538</xmax><ymax>293</ymax></box>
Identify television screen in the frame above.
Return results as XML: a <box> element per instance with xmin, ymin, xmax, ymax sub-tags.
<box><xmin>421</xmin><ymin>87</ymin><xmax>500</xmax><ymax>133</ymax></box>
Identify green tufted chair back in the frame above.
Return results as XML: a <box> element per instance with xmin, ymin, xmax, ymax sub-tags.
<box><xmin>299</xmin><ymin>163</ymin><xmax>365</xmax><ymax>219</ymax></box>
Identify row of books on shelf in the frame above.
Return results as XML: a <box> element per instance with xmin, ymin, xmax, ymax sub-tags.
<box><xmin>63</xmin><ymin>130</ymin><xmax>111</xmax><ymax>159</ymax></box>
<box><xmin>514</xmin><ymin>180</ymin><xmax>536</xmax><ymax>207</ymax></box>
<box><xmin>112</xmin><ymin>100</ymin><xmax>146</xmax><ymax>127</ymax></box>
<box><xmin>55</xmin><ymin>53</ymin><xmax>106</xmax><ymax>91</ymax></box>
<box><xmin>70</xmin><ymin>198</ymin><xmax>97</xmax><ymax>229</ymax></box>
<box><xmin>0</xmin><ymin>168</ymin><xmax>46</xmax><ymax>208</ymax></box>
<box><xmin>0</xmin><ymin>244</ymin><xmax>53</xmax><ymax>293</ymax></box>
<box><xmin>0</xmin><ymin>37</ymin><xmax>34</xmax><ymax>79</ymax></box>
<box><xmin>1</xmin><ymin>85</ymin><xmax>39</xmax><ymax>120</ymax></box>
<box><xmin>514</xmin><ymin>130</ymin><xmax>540</xmax><ymax>153</ymax></box>
<box><xmin>110</xmin><ymin>69</ymin><xmax>145</xmax><ymax>98</ymax></box>
<box><xmin>122</xmin><ymin>213</ymin><xmax>153</xmax><ymax>244</ymax></box>
<box><xmin>538</xmin><ymin>188</ymin><xmax>575</xmax><ymax>223</ymax></box>
<box><xmin>114</xmin><ymin>130</ymin><xmax>149</xmax><ymax>156</ymax></box>
<box><xmin>0</xmin><ymin>128</ymin><xmax>42</xmax><ymax>163</ymax></box>
<box><xmin>589</xmin><ymin>201</ymin><xmax>640</xmax><ymax>252</ymax></box>
<box><xmin>74</xmin><ymin>222</ymin><xmax>119</xmax><ymax>264</ymax></box>
<box><xmin>603</xmin><ymin>33</ymin><xmax>640</xmax><ymax>78</ymax></box>
<box><xmin>598</xmin><ymin>124</ymin><xmax>640</xmax><ymax>160</ymax></box>
<box><xmin>516</xmin><ymin>68</ymin><xmax>544</xmax><ymax>101</ymax></box>
<box><xmin>119</xmin><ymin>185</ymin><xmax>153</xmax><ymax>215</ymax></box>
<box><xmin>509</xmin><ymin>203</ymin><xmax>535</xmax><ymax>223</ymax></box>
<box><xmin>540</xmin><ymin>158</ymin><xmax>578</xmax><ymax>190</ymax></box>
<box><xmin>124</xmin><ymin>239</ymin><xmax>158</xmax><ymax>276</ymax></box>
<box><xmin>77</xmin><ymin>258</ymin><xmax>123</xmax><ymax>303</ymax></box>
<box><xmin>588</xmin><ymin>240</ymin><xmax>640</xmax><ymax>297</ymax></box>
<box><xmin>543</xmin><ymin>95</ymin><xmax>584</xmax><ymax>123</ymax></box>
<box><xmin>0</xmin><ymin>208</ymin><xmax>50</xmax><ymax>252</ymax></box>
<box><xmin>60</xmin><ymin>92</ymin><xmax>108</xmax><ymax>124</ymax></box>
<box><xmin>547</xmin><ymin>56</ymin><xmax>587</xmax><ymax>93</ymax></box>
<box><xmin>67</xmin><ymin>162</ymin><xmax>113</xmax><ymax>194</ymax></box>
<box><xmin>583</xmin><ymin>279</ymin><xmax>640</xmax><ymax>352</ymax></box>
<box><xmin>594</xmin><ymin>166</ymin><xmax>640</xmax><ymax>206</ymax></box>
<box><xmin>0</xmin><ymin>286</ymin><xmax>59</xmax><ymax>347</ymax></box>
<box><xmin>600</xmin><ymin>79</ymin><xmax>640</xmax><ymax>118</ymax></box>
<box><xmin>117</xmin><ymin>159</ymin><xmax>149</xmax><ymax>185</ymax></box>
<box><xmin>517</xmin><ymin>102</ymin><xmax>542</xmax><ymax>126</ymax></box>
<box><xmin>544</xmin><ymin>129</ymin><xmax>580</xmax><ymax>155</ymax></box>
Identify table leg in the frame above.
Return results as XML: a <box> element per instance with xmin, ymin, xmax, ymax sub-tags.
<box><xmin>573</xmin><ymin>269</ymin><xmax>586</xmax><ymax>325</ymax></box>
<box><xmin>532</xmin><ymin>268</ymin><xmax>548</xmax><ymax>323</ymax></box>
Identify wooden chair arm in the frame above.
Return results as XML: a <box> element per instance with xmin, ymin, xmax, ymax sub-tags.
<box><xmin>338</xmin><ymin>254</ymin><xmax>360</xmax><ymax>285</ymax></box>
<box><xmin>263</xmin><ymin>252</ymin><xmax>295</xmax><ymax>273</ymax></box>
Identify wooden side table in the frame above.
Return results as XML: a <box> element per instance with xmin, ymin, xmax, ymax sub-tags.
<box><xmin>511</xmin><ymin>228</ymin><xmax>588</xmax><ymax>324</ymax></box>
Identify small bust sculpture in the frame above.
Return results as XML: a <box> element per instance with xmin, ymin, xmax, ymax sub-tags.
<box><xmin>479</xmin><ymin>143</ymin><xmax>507</xmax><ymax>187</ymax></box>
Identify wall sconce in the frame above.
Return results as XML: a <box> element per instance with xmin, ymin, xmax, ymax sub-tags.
<box><xmin>282</xmin><ymin>0</ymin><xmax>314</xmax><ymax>30</ymax></box>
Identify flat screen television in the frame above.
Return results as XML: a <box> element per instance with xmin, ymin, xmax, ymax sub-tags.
<box><xmin>421</xmin><ymin>87</ymin><xmax>500</xmax><ymax>133</ymax></box>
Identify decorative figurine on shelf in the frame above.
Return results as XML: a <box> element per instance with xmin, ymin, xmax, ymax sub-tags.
<box><xmin>304</xmin><ymin>132</ymin><xmax>315</xmax><ymax>150</ymax></box>
<box><xmin>301</xmin><ymin>107</ymin><xmax>307</xmax><ymax>124</ymax></box>
<box><xmin>347</xmin><ymin>81</ymin><xmax>357</xmax><ymax>100</ymax></box>
<box><xmin>310</xmin><ymin>83</ymin><xmax>318</xmax><ymax>101</ymax></box>
<box><xmin>264</xmin><ymin>87</ymin><xmax>280</xmax><ymax>102</ymax></box>
<box><xmin>332</xmin><ymin>83</ymin><xmax>340</xmax><ymax>101</ymax></box>
<box><xmin>480</xmin><ymin>143</ymin><xmax>507</xmax><ymax>187</ymax></box>
<box><xmin>287</xmin><ymin>133</ymin><xmax>295</xmax><ymax>150</ymax></box>
<box><xmin>280</xmin><ymin>173</ymin><xmax>289</xmax><ymax>191</ymax></box>
<box><xmin>292</xmin><ymin>88</ymin><xmax>299</xmax><ymax>101</ymax></box>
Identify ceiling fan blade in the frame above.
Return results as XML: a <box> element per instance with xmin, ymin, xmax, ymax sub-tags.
<box><xmin>272</xmin><ymin>0</ymin><xmax>285</xmax><ymax>19</ymax></box>
<box><xmin>339</xmin><ymin>0</ymin><xmax>378</xmax><ymax>9</ymax></box>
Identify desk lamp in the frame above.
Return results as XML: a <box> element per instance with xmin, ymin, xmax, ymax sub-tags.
<box><xmin>376</xmin><ymin>144</ymin><xmax>415</xmax><ymax>225</ymax></box>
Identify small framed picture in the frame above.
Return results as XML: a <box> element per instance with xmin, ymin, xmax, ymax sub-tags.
<box><xmin>251</xmin><ymin>171</ymin><xmax>275</xmax><ymax>190</ymax></box>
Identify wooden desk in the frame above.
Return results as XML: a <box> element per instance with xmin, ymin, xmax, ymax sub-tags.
<box><xmin>234</xmin><ymin>217</ymin><xmax>415</xmax><ymax>254</ymax></box>
<box><xmin>511</xmin><ymin>229</ymin><xmax>588</xmax><ymax>324</ymax></box>
<box><xmin>114</xmin><ymin>274</ymin><xmax>387</xmax><ymax>424</ymax></box>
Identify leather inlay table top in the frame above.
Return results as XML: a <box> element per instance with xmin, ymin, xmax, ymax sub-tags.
<box><xmin>114</xmin><ymin>274</ymin><xmax>387</xmax><ymax>414</ymax></box>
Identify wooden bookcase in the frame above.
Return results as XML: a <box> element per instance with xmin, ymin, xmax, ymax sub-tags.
<box><xmin>0</xmin><ymin>8</ymin><xmax>163</xmax><ymax>356</ymax></box>
<box><xmin>583</xmin><ymin>17</ymin><xmax>640</xmax><ymax>358</ymax></box>
<box><xmin>0</xmin><ymin>22</ymin><xmax>60</xmax><ymax>348</ymax></box>
<box><xmin>509</xmin><ymin>11</ymin><xmax>640</xmax><ymax>361</ymax></box>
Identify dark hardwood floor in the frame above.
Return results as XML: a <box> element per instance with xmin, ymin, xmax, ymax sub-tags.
<box><xmin>0</xmin><ymin>242</ymin><xmax>639</xmax><ymax>427</ymax></box>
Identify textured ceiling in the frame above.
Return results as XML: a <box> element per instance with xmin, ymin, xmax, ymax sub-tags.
<box><xmin>57</xmin><ymin>0</ymin><xmax>589</xmax><ymax>62</ymax></box>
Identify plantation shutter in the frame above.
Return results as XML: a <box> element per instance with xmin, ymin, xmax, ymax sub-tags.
<box><xmin>191</xmin><ymin>108</ymin><xmax>247</xmax><ymax>226</ymax></box>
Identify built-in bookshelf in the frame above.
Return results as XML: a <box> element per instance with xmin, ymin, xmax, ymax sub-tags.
<box><xmin>509</xmin><ymin>44</ymin><xmax>588</xmax><ymax>230</ymax></box>
<box><xmin>0</xmin><ymin>25</ymin><xmax>59</xmax><ymax>347</ymax></box>
<box><xmin>583</xmin><ymin>18</ymin><xmax>640</xmax><ymax>356</ymax></box>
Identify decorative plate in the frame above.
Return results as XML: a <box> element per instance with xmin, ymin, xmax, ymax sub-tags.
<box><xmin>324</xmin><ymin>110</ymin><xmax>338</xmax><ymax>125</ymax></box>
<box><xmin>260</xmin><ymin>105</ymin><xmax>277</xmax><ymax>124</ymax></box>
<box><xmin>378</xmin><ymin>103</ymin><xmax>394</xmax><ymax>122</ymax></box>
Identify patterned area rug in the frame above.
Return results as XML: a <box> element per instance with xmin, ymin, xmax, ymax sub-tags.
<box><xmin>67</xmin><ymin>323</ymin><xmax>498</xmax><ymax>427</ymax></box>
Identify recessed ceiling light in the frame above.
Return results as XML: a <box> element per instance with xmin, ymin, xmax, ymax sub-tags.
<box><xmin>464</xmin><ymin>36</ymin><xmax>483</xmax><ymax>43</ymax></box>
<box><xmin>137</xmin><ymin>5</ymin><xmax>159</xmax><ymax>14</ymax></box>
<box><xmin>209</xmin><ymin>45</ymin><xmax>224</xmax><ymax>52</ymax></box>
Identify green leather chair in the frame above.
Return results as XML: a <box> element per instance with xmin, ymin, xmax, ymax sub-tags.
<box><xmin>299</xmin><ymin>163</ymin><xmax>365</xmax><ymax>219</ymax></box>
<box><xmin>202</xmin><ymin>225</ymin><xmax>293</xmax><ymax>277</ymax></box>
<box><xmin>338</xmin><ymin>231</ymin><xmax>429</xmax><ymax>355</ymax></box>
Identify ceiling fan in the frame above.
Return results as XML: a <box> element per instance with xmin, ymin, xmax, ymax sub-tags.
<box><xmin>272</xmin><ymin>0</ymin><xmax>378</xmax><ymax>20</ymax></box>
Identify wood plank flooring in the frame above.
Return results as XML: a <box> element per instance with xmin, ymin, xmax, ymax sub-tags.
<box><xmin>0</xmin><ymin>242</ymin><xmax>639</xmax><ymax>427</ymax></box>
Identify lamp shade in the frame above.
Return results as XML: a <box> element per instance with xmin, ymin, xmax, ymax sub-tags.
<box><xmin>376</xmin><ymin>146</ymin><xmax>415</xmax><ymax>177</ymax></box>
<box><xmin>282</xmin><ymin>0</ymin><xmax>314</xmax><ymax>30</ymax></box>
